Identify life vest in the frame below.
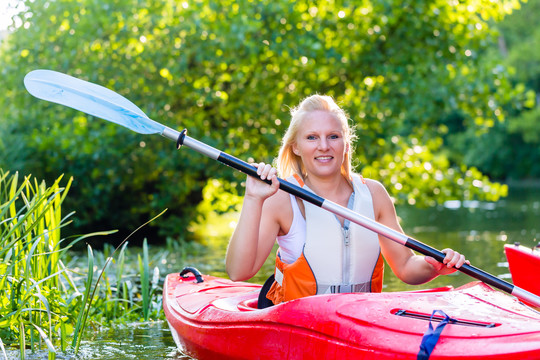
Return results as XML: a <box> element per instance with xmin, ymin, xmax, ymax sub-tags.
<box><xmin>266</xmin><ymin>174</ymin><xmax>384</xmax><ymax>304</ymax></box>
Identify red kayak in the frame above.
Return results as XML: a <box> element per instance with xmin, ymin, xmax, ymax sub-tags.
<box><xmin>163</xmin><ymin>267</ymin><xmax>540</xmax><ymax>360</ymax></box>
<box><xmin>504</xmin><ymin>243</ymin><xmax>540</xmax><ymax>296</ymax></box>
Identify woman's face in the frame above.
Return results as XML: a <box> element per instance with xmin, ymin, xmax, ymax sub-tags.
<box><xmin>292</xmin><ymin>110</ymin><xmax>347</xmax><ymax>179</ymax></box>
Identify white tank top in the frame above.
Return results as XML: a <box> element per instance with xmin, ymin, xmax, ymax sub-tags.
<box><xmin>276</xmin><ymin>194</ymin><xmax>306</xmax><ymax>264</ymax></box>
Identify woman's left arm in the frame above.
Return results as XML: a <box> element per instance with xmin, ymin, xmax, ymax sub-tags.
<box><xmin>367</xmin><ymin>179</ymin><xmax>468</xmax><ymax>285</ymax></box>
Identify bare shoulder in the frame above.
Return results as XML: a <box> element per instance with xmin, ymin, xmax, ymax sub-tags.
<box><xmin>361</xmin><ymin>179</ymin><xmax>409</xmax><ymax>271</ymax></box>
<box><xmin>364</xmin><ymin>178</ymin><xmax>390</xmax><ymax>199</ymax></box>
<box><xmin>362</xmin><ymin>178</ymin><xmax>396</xmax><ymax>218</ymax></box>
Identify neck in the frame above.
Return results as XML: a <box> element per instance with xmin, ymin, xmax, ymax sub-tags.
<box><xmin>304</xmin><ymin>174</ymin><xmax>353</xmax><ymax>200</ymax></box>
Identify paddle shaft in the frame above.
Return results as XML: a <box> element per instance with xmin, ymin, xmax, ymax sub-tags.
<box><xmin>163</xmin><ymin>127</ymin><xmax>540</xmax><ymax>308</ymax></box>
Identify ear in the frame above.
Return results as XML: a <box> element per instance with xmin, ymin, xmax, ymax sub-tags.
<box><xmin>292</xmin><ymin>144</ymin><xmax>300</xmax><ymax>156</ymax></box>
<box><xmin>345</xmin><ymin>143</ymin><xmax>349</xmax><ymax>153</ymax></box>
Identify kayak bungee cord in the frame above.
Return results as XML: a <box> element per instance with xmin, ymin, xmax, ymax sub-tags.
<box><xmin>23</xmin><ymin>69</ymin><xmax>540</xmax><ymax>308</ymax></box>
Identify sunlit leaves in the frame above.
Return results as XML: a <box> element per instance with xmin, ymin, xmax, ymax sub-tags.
<box><xmin>0</xmin><ymin>0</ymin><xmax>522</xmax><ymax>238</ymax></box>
<box><xmin>363</xmin><ymin>137</ymin><xmax>508</xmax><ymax>207</ymax></box>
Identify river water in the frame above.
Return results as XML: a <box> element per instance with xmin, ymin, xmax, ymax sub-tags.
<box><xmin>6</xmin><ymin>184</ymin><xmax>540</xmax><ymax>359</ymax></box>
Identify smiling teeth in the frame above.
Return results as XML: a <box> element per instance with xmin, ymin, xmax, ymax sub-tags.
<box><xmin>316</xmin><ymin>156</ymin><xmax>332</xmax><ymax>160</ymax></box>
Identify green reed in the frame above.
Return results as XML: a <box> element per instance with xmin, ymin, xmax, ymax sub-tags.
<box><xmin>0</xmin><ymin>170</ymin><xmax>85</xmax><ymax>358</ymax></box>
<box><xmin>0</xmin><ymin>169</ymin><xmax>162</xmax><ymax>359</ymax></box>
<box><xmin>70</xmin><ymin>209</ymin><xmax>167</xmax><ymax>354</ymax></box>
<box><xmin>139</xmin><ymin>239</ymin><xmax>150</xmax><ymax>321</ymax></box>
<box><xmin>0</xmin><ymin>169</ymin><xmax>169</xmax><ymax>359</ymax></box>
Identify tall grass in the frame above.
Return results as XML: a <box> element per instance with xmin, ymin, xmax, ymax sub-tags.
<box><xmin>72</xmin><ymin>210</ymin><xmax>166</xmax><ymax>351</ymax></box>
<box><xmin>0</xmin><ymin>169</ymin><xmax>168</xmax><ymax>359</ymax></box>
<box><xmin>0</xmin><ymin>170</ymin><xmax>112</xmax><ymax>359</ymax></box>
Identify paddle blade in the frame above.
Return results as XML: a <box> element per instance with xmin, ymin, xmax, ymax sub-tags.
<box><xmin>24</xmin><ymin>69</ymin><xmax>165</xmax><ymax>135</ymax></box>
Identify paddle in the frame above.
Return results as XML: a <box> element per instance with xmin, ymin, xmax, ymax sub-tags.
<box><xmin>24</xmin><ymin>69</ymin><xmax>540</xmax><ymax>308</ymax></box>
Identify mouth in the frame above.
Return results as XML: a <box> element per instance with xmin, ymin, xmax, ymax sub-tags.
<box><xmin>315</xmin><ymin>156</ymin><xmax>334</xmax><ymax>162</ymax></box>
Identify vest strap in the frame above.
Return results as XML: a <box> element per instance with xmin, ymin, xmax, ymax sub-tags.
<box><xmin>319</xmin><ymin>282</ymin><xmax>372</xmax><ymax>294</ymax></box>
<box><xmin>274</xmin><ymin>267</ymin><xmax>284</xmax><ymax>286</ymax></box>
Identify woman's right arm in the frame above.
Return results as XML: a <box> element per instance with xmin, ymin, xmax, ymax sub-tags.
<box><xmin>226</xmin><ymin>163</ymin><xmax>281</xmax><ymax>281</ymax></box>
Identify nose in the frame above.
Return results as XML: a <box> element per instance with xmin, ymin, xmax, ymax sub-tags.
<box><xmin>318</xmin><ymin>138</ymin><xmax>329</xmax><ymax>150</ymax></box>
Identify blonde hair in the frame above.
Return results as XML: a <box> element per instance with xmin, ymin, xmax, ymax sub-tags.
<box><xmin>276</xmin><ymin>94</ymin><xmax>356</xmax><ymax>180</ymax></box>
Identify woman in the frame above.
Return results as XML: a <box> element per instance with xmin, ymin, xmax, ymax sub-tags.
<box><xmin>226</xmin><ymin>94</ymin><xmax>468</xmax><ymax>306</ymax></box>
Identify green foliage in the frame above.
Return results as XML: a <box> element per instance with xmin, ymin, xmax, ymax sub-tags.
<box><xmin>442</xmin><ymin>0</ymin><xmax>540</xmax><ymax>180</ymax></box>
<box><xmin>0</xmin><ymin>0</ymin><xmax>520</xmax><ymax>239</ymax></box>
<box><xmin>363</xmin><ymin>137</ymin><xmax>508</xmax><ymax>206</ymax></box>
<box><xmin>501</xmin><ymin>1</ymin><xmax>540</xmax><ymax>145</ymax></box>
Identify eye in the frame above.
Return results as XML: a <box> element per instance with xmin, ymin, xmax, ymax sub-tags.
<box><xmin>329</xmin><ymin>134</ymin><xmax>340</xmax><ymax>139</ymax></box>
<box><xmin>307</xmin><ymin>135</ymin><xmax>317</xmax><ymax>140</ymax></box>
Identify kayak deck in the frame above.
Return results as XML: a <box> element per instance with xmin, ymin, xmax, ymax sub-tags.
<box><xmin>163</xmin><ymin>271</ymin><xmax>540</xmax><ymax>360</ymax></box>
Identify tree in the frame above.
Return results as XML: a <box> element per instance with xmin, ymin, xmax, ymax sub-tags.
<box><xmin>444</xmin><ymin>0</ymin><xmax>540</xmax><ymax>180</ymax></box>
<box><xmin>0</xmin><ymin>0</ymin><xmax>517</xmax><ymax>241</ymax></box>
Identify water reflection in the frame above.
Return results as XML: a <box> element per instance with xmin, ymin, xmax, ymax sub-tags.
<box><xmin>4</xmin><ymin>322</ymin><xmax>192</xmax><ymax>360</ymax></box>
<box><xmin>389</xmin><ymin>185</ymin><xmax>540</xmax><ymax>291</ymax></box>
<box><xmin>77</xmin><ymin>322</ymin><xmax>188</xmax><ymax>360</ymax></box>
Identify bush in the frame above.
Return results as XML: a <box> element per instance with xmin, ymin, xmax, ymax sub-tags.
<box><xmin>0</xmin><ymin>0</ymin><xmax>518</xmax><ymax>241</ymax></box>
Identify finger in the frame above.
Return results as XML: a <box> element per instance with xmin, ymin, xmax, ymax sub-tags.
<box><xmin>441</xmin><ymin>248</ymin><xmax>451</xmax><ymax>264</ymax></box>
<box><xmin>256</xmin><ymin>162</ymin><xmax>265</xmax><ymax>176</ymax></box>
<box><xmin>445</xmin><ymin>252</ymin><xmax>456</xmax><ymax>267</ymax></box>
<box><xmin>447</xmin><ymin>251</ymin><xmax>464</xmax><ymax>268</ymax></box>
<box><xmin>441</xmin><ymin>248</ymin><xmax>456</xmax><ymax>266</ymax></box>
<box><xmin>256</xmin><ymin>163</ymin><xmax>271</xmax><ymax>180</ymax></box>
<box><xmin>453</xmin><ymin>254</ymin><xmax>468</xmax><ymax>268</ymax></box>
<box><xmin>270</xmin><ymin>174</ymin><xmax>280</xmax><ymax>190</ymax></box>
<box><xmin>261</xmin><ymin>164</ymin><xmax>273</xmax><ymax>180</ymax></box>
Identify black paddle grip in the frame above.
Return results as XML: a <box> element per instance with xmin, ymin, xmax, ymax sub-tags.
<box><xmin>406</xmin><ymin>238</ymin><xmax>514</xmax><ymax>293</ymax></box>
<box><xmin>217</xmin><ymin>152</ymin><xmax>324</xmax><ymax>207</ymax></box>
